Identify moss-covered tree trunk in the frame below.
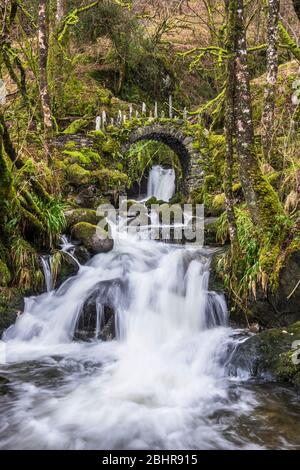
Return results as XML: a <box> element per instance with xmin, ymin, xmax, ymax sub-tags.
<box><xmin>262</xmin><ymin>0</ymin><xmax>280</xmax><ymax>161</ymax></box>
<box><xmin>224</xmin><ymin>0</ymin><xmax>239</xmax><ymax>252</ymax></box>
<box><xmin>38</xmin><ymin>0</ymin><xmax>53</xmax><ymax>154</ymax></box>
<box><xmin>232</xmin><ymin>0</ymin><xmax>283</xmax><ymax>234</ymax></box>
<box><xmin>0</xmin><ymin>121</ymin><xmax>14</xmax><ymax>235</ymax></box>
<box><xmin>278</xmin><ymin>22</ymin><xmax>300</xmax><ymax>61</ymax></box>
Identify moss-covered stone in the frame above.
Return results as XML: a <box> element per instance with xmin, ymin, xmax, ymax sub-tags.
<box><xmin>66</xmin><ymin>163</ymin><xmax>91</xmax><ymax>186</ymax></box>
<box><xmin>72</xmin><ymin>222</ymin><xmax>113</xmax><ymax>254</ymax></box>
<box><xmin>63</xmin><ymin>118</ymin><xmax>89</xmax><ymax>135</ymax></box>
<box><xmin>63</xmin><ymin>147</ymin><xmax>102</xmax><ymax>169</ymax></box>
<box><xmin>93</xmin><ymin>168</ymin><xmax>128</xmax><ymax>192</ymax></box>
<box><xmin>231</xmin><ymin>322</ymin><xmax>300</xmax><ymax>390</ymax></box>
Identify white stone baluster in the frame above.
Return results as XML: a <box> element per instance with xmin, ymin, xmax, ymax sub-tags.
<box><xmin>169</xmin><ymin>95</ymin><xmax>173</xmax><ymax>119</ymax></box>
<box><xmin>118</xmin><ymin>110</ymin><xmax>122</xmax><ymax>126</ymax></box>
<box><xmin>95</xmin><ymin>116</ymin><xmax>101</xmax><ymax>131</ymax></box>
<box><xmin>102</xmin><ymin>110</ymin><xmax>107</xmax><ymax>129</ymax></box>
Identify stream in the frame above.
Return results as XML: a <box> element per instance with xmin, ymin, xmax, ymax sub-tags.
<box><xmin>0</xmin><ymin>166</ymin><xmax>300</xmax><ymax>450</ymax></box>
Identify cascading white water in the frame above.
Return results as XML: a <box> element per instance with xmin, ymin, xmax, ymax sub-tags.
<box><xmin>40</xmin><ymin>256</ymin><xmax>53</xmax><ymax>292</ymax></box>
<box><xmin>147</xmin><ymin>165</ymin><xmax>176</xmax><ymax>201</ymax></box>
<box><xmin>0</xmin><ymin>190</ymin><xmax>266</xmax><ymax>450</ymax></box>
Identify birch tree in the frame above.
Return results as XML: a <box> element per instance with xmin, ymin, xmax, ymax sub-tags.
<box><xmin>262</xmin><ymin>0</ymin><xmax>280</xmax><ymax>161</ymax></box>
<box><xmin>224</xmin><ymin>0</ymin><xmax>239</xmax><ymax>251</ymax></box>
<box><xmin>56</xmin><ymin>0</ymin><xmax>67</xmax><ymax>23</ymax></box>
<box><xmin>232</xmin><ymin>0</ymin><xmax>283</xmax><ymax>234</ymax></box>
<box><xmin>38</xmin><ymin>0</ymin><xmax>52</xmax><ymax>142</ymax></box>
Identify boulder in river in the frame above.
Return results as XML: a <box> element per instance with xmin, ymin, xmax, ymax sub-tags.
<box><xmin>230</xmin><ymin>321</ymin><xmax>300</xmax><ymax>392</ymax></box>
<box><xmin>72</xmin><ymin>222</ymin><xmax>113</xmax><ymax>254</ymax></box>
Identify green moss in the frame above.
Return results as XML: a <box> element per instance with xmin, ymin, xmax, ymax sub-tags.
<box><xmin>211</xmin><ymin>193</ymin><xmax>226</xmax><ymax>215</ymax></box>
<box><xmin>63</xmin><ymin>148</ymin><xmax>102</xmax><ymax>168</ymax></box>
<box><xmin>101</xmin><ymin>137</ymin><xmax>120</xmax><ymax>155</ymax></box>
<box><xmin>66</xmin><ymin>164</ymin><xmax>91</xmax><ymax>186</ymax></box>
<box><xmin>63</xmin><ymin>118</ymin><xmax>89</xmax><ymax>135</ymax></box>
<box><xmin>97</xmin><ymin>87</ymin><xmax>112</xmax><ymax>105</ymax></box>
<box><xmin>0</xmin><ymin>260</ymin><xmax>11</xmax><ymax>287</ymax></box>
<box><xmin>93</xmin><ymin>168</ymin><xmax>128</xmax><ymax>191</ymax></box>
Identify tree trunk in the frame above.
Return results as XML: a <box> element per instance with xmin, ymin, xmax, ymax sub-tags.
<box><xmin>233</xmin><ymin>0</ymin><xmax>283</xmax><ymax>234</ymax></box>
<box><xmin>292</xmin><ymin>0</ymin><xmax>300</xmax><ymax>20</ymax></box>
<box><xmin>0</xmin><ymin>122</ymin><xmax>14</xmax><ymax>232</ymax></box>
<box><xmin>56</xmin><ymin>0</ymin><xmax>67</xmax><ymax>23</ymax></box>
<box><xmin>38</xmin><ymin>0</ymin><xmax>52</xmax><ymax>148</ymax></box>
<box><xmin>262</xmin><ymin>0</ymin><xmax>280</xmax><ymax>162</ymax></box>
<box><xmin>224</xmin><ymin>0</ymin><xmax>239</xmax><ymax>252</ymax></box>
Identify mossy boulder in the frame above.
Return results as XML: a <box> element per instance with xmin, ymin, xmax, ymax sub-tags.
<box><xmin>93</xmin><ymin>168</ymin><xmax>128</xmax><ymax>192</ymax></box>
<box><xmin>230</xmin><ymin>321</ymin><xmax>300</xmax><ymax>391</ymax></box>
<box><xmin>65</xmin><ymin>208</ymin><xmax>98</xmax><ymax>230</ymax></box>
<box><xmin>63</xmin><ymin>118</ymin><xmax>89</xmax><ymax>135</ymax></box>
<box><xmin>72</xmin><ymin>222</ymin><xmax>113</xmax><ymax>254</ymax></box>
<box><xmin>66</xmin><ymin>163</ymin><xmax>91</xmax><ymax>186</ymax></box>
<box><xmin>0</xmin><ymin>288</ymin><xmax>24</xmax><ymax>337</ymax></box>
<box><xmin>63</xmin><ymin>148</ymin><xmax>102</xmax><ymax>169</ymax></box>
<box><xmin>145</xmin><ymin>196</ymin><xmax>165</xmax><ymax>208</ymax></box>
<box><xmin>0</xmin><ymin>260</ymin><xmax>11</xmax><ymax>287</ymax></box>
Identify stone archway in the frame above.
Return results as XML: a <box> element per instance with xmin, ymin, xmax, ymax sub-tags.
<box><xmin>121</xmin><ymin>123</ymin><xmax>203</xmax><ymax>196</ymax></box>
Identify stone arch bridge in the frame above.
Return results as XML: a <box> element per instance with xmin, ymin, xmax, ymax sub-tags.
<box><xmin>53</xmin><ymin>119</ymin><xmax>204</xmax><ymax>197</ymax></box>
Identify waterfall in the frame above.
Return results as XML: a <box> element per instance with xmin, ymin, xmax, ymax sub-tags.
<box><xmin>0</xmin><ymin>195</ymin><xmax>258</xmax><ymax>450</ymax></box>
<box><xmin>40</xmin><ymin>255</ymin><xmax>53</xmax><ymax>292</ymax></box>
<box><xmin>147</xmin><ymin>165</ymin><xmax>175</xmax><ymax>201</ymax></box>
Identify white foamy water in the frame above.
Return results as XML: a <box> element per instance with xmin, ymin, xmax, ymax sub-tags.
<box><xmin>147</xmin><ymin>165</ymin><xmax>176</xmax><ymax>201</ymax></box>
<box><xmin>0</xmin><ymin>220</ymin><xmax>262</xmax><ymax>450</ymax></box>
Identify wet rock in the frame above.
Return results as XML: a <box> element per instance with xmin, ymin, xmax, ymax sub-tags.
<box><xmin>247</xmin><ymin>250</ymin><xmax>300</xmax><ymax>328</ymax></box>
<box><xmin>73</xmin><ymin>246</ymin><xmax>91</xmax><ymax>265</ymax></box>
<box><xmin>72</xmin><ymin>222</ymin><xmax>113</xmax><ymax>254</ymax></box>
<box><xmin>0</xmin><ymin>288</ymin><xmax>24</xmax><ymax>337</ymax></box>
<box><xmin>230</xmin><ymin>321</ymin><xmax>300</xmax><ymax>390</ymax></box>
<box><xmin>74</xmin><ymin>287</ymin><xmax>116</xmax><ymax>341</ymax></box>
<box><xmin>75</xmin><ymin>185</ymin><xmax>108</xmax><ymax>208</ymax></box>
<box><xmin>53</xmin><ymin>252</ymin><xmax>80</xmax><ymax>289</ymax></box>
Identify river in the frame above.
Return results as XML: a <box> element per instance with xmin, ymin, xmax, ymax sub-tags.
<box><xmin>0</xmin><ymin>166</ymin><xmax>300</xmax><ymax>450</ymax></box>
